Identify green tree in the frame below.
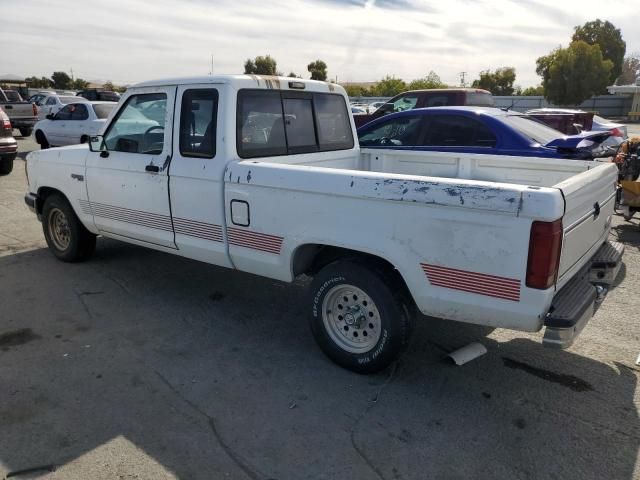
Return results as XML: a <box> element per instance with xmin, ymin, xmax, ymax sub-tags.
<box><xmin>25</xmin><ymin>76</ymin><xmax>53</xmax><ymax>88</ymax></box>
<box><xmin>51</xmin><ymin>71</ymin><xmax>72</xmax><ymax>89</ymax></box>
<box><xmin>572</xmin><ymin>19</ymin><xmax>625</xmax><ymax>85</ymax></box>
<box><xmin>471</xmin><ymin>67</ymin><xmax>516</xmax><ymax>95</ymax></box>
<box><xmin>287</xmin><ymin>72</ymin><xmax>300</xmax><ymax>78</ymax></box>
<box><xmin>307</xmin><ymin>60</ymin><xmax>328</xmax><ymax>81</ymax></box>
<box><xmin>103</xmin><ymin>81</ymin><xmax>115</xmax><ymax>91</ymax></box>
<box><xmin>244</xmin><ymin>55</ymin><xmax>278</xmax><ymax>75</ymax></box>
<box><xmin>617</xmin><ymin>54</ymin><xmax>640</xmax><ymax>85</ymax></box>
<box><xmin>370</xmin><ymin>76</ymin><xmax>406</xmax><ymax>97</ymax></box>
<box><xmin>536</xmin><ymin>41</ymin><xmax>612</xmax><ymax>105</ymax></box>
<box><xmin>72</xmin><ymin>78</ymin><xmax>89</xmax><ymax>90</ymax></box>
<box><xmin>407</xmin><ymin>71</ymin><xmax>446</xmax><ymax>90</ymax></box>
<box><xmin>342</xmin><ymin>84</ymin><xmax>370</xmax><ymax>97</ymax></box>
<box><xmin>520</xmin><ymin>85</ymin><xmax>545</xmax><ymax>96</ymax></box>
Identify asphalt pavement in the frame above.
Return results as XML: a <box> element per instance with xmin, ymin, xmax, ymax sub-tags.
<box><xmin>0</xmin><ymin>131</ymin><xmax>638</xmax><ymax>480</ymax></box>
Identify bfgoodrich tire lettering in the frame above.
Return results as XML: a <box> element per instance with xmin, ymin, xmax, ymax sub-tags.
<box><xmin>42</xmin><ymin>194</ymin><xmax>96</xmax><ymax>262</ymax></box>
<box><xmin>309</xmin><ymin>259</ymin><xmax>412</xmax><ymax>373</ymax></box>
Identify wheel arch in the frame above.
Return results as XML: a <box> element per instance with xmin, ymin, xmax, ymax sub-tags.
<box><xmin>291</xmin><ymin>243</ymin><xmax>416</xmax><ymax>310</ymax></box>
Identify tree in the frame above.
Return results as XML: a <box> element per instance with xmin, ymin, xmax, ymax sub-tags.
<box><xmin>536</xmin><ymin>41</ymin><xmax>612</xmax><ymax>105</ymax></box>
<box><xmin>103</xmin><ymin>81</ymin><xmax>115</xmax><ymax>91</ymax></box>
<box><xmin>370</xmin><ymin>76</ymin><xmax>406</xmax><ymax>97</ymax></box>
<box><xmin>407</xmin><ymin>71</ymin><xmax>446</xmax><ymax>90</ymax></box>
<box><xmin>572</xmin><ymin>19</ymin><xmax>625</xmax><ymax>85</ymax></box>
<box><xmin>287</xmin><ymin>72</ymin><xmax>300</xmax><ymax>78</ymax></box>
<box><xmin>244</xmin><ymin>55</ymin><xmax>278</xmax><ymax>75</ymax></box>
<box><xmin>51</xmin><ymin>71</ymin><xmax>72</xmax><ymax>89</ymax></box>
<box><xmin>307</xmin><ymin>60</ymin><xmax>328</xmax><ymax>81</ymax></box>
<box><xmin>25</xmin><ymin>76</ymin><xmax>53</xmax><ymax>88</ymax></box>
<box><xmin>471</xmin><ymin>67</ymin><xmax>516</xmax><ymax>95</ymax></box>
<box><xmin>342</xmin><ymin>84</ymin><xmax>370</xmax><ymax>98</ymax></box>
<box><xmin>520</xmin><ymin>85</ymin><xmax>545</xmax><ymax>96</ymax></box>
<box><xmin>72</xmin><ymin>78</ymin><xmax>89</xmax><ymax>90</ymax></box>
<box><xmin>617</xmin><ymin>54</ymin><xmax>640</xmax><ymax>85</ymax></box>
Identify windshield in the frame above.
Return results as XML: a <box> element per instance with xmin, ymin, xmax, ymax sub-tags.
<box><xmin>92</xmin><ymin>103</ymin><xmax>116</xmax><ymax>119</ymax></box>
<box><xmin>502</xmin><ymin>114</ymin><xmax>562</xmax><ymax>144</ymax></box>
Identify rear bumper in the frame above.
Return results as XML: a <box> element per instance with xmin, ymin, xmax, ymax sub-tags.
<box><xmin>543</xmin><ymin>241</ymin><xmax>624</xmax><ymax>349</ymax></box>
<box><xmin>9</xmin><ymin>118</ymin><xmax>37</xmax><ymax>128</ymax></box>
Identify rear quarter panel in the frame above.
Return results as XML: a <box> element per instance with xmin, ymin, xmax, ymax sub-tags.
<box><xmin>224</xmin><ymin>161</ymin><xmax>565</xmax><ymax>331</ymax></box>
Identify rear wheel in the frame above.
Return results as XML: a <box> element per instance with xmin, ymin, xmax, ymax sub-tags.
<box><xmin>35</xmin><ymin>130</ymin><xmax>49</xmax><ymax>149</ymax></box>
<box><xmin>0</xmin><ymin>156</ymin><xmax>14</xmax><ymax>175</ymax></box>
<box><xmin>42</xmin><ymin>194</ymin><xmax>96</xmax><ymax>262</ymax></box>
<box><xmin>309</xmin><ymin>259</ymin><xmax>412</xmax><ymax>373</ymax></box>
<box><xmin>18</xmin><ymin>127</ymin><xmax>33</xmax><ymax>137</ymax></box>
<box><xmin>80</xmin><ymin>135</ymin><xmax>89</xmax><ymax>144</ymax></box>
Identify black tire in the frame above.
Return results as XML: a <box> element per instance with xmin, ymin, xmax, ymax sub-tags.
<box><xmin>0</xmin><ymin>157</ymin><xmax>14</xmax><ymax>175</ymax></box>
<box><xmin>309</xmin><ymin>259</ymin><xmax>412</xmax><ymax>373</ymax></box>
<box><xmin>35</xmin><ymin>130</ymin><xmax>49</xmax><ymax>149</ymax></box>
<box><xmin>80</xmin><ymin>135</ymin><xmax>89</xmax><ymax>144</ymax></box>
<box><xmin>42</xmin><ymin>194</ymin><xmax>96</xmax><ymax>262</ymax></box>
<box><xmin>18</xmin><ymin>127</ymin><xmax>33</xmax><ymax>137</ymax></box>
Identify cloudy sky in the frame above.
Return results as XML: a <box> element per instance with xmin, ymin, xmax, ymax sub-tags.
<box><xmin>2</xmin><ymin>0</ymin><xmax>638</xmax><ymax>87</ymax></box>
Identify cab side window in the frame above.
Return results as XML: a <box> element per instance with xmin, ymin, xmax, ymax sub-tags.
<box><xmin>179</xmin><ymin>89</ymin><xmax>218</xmax><ymax>158</ymax></box>
<box><xmin>46</xmin><ymin>97</ymin><xmax>57</xmax><ymax>106</ymax></box>
<box><xmin>103</xmin><ymin>93</ymin><xmax>167</xmax><ymax>155</ymax></box>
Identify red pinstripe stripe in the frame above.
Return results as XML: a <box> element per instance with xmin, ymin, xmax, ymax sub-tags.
<box><xmin>421</xmin><ymin>263</ymin><xmax>521</xmax><ymax>302</ymax></box>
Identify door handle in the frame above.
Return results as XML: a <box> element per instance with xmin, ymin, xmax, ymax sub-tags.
<box><xmin>145</xmin><ymin>164</ymin><xmax>160</xmax><ymax>173</ymax></box>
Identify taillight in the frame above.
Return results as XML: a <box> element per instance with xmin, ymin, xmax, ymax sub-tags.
<box><xmin>610</xmin><ymin>127</ymin><xmax>623</xmax><ymax>137</ymax></box>
<box><xmin>32</xmin><ymin>103</ymin><xmax>38</xmax><ymax>116</ymax></box>
<box><xmin>526</xmin><ymin>219</ymin><xmax>563</xmax><ymax>289</ymax></box>
<box><xmin>1</xmin><ymin>117</ymin><xmax>10</xmax><ymax>129</ymax></box>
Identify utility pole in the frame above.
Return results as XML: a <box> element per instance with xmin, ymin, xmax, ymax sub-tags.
<box><xmin>209</xmin><ymin>55</ymin><xmax>214</xmax><ymax>75</ymax></box>
<box><xmin>70</xmin><ymin>68</ymin><xmax>74</xmax><ymax>82</ymax></box>
<box><xmin>459</xmin><ymin>71</ymin><xmax>466</xmax><ymax>87</ymax></box>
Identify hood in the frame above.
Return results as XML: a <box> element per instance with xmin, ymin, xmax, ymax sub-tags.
<box><xmin>544</xmin><ymin>131</ymin><xmax>611</xmax><ymax>149</ymax></box>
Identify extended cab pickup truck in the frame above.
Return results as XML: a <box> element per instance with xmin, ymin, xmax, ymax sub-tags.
<box><xmin>0</xmin><ymin>87</ymin><xmax>38</xmax><ymax>137</ymax></box>
<box><xmin>24</xmin><ymin>75</ymin><xmax>623</xmax><ymax>373</ymax></box>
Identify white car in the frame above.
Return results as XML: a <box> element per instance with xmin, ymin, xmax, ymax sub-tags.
<box><xmin>35</xmin><ymin>94</ymin><xmax>89</xmax><ymax>119</ymax></box>
<box><xmin>34</xmin><ymin>101</ymin><xmax>116</xmax><ymax>148</ymax></box>
<box><xmin>24</xmin><ymin>75</ymin><xmax>622</xmax><ymax>373</ymax></box>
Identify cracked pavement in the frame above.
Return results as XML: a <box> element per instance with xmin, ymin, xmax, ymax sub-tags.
<box><xmin>0</xmin><ymin>134</ymin><xmax>639</xmax><ymax>479</ymax></box>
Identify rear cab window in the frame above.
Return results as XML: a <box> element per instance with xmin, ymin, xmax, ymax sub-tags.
<box><xmin>179</xmin><ymin>88</ymin><xmax>218</xmax><ymax>158</ymax></box>
<box><xmin>465</xmin><ymin>91</ymin><xmax>494</xmax><ymax>107</ymax></box>
<box><xmin>237</xmin><ymin>89</ymin><xmax>353</xmax><ymax>158</ymax></box>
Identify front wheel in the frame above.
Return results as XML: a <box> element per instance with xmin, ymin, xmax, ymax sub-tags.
<box><xmin>35</xmin><ymin>130</ymin><xmax>49</xmax><ymax>149</ymax></box>
<box><xmin>309</xmin><ymin>259</ymin><xmax>412</xmax><ymax>373</ymax></box>
<box><xmin>42</xmin><ymin>194</ymin><xmax>96</xmax><ymax>262</ymax></box>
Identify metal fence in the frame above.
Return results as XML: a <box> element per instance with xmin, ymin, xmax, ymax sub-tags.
<box><xmin>349</xmin><ymin>95</ymin><xmax>632</xmax><ymax>117</ymax></box>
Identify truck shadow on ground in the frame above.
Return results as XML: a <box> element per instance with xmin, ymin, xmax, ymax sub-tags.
<box><xmin>0</xmin><ymin>241</ymin><xmax>637</xmax><ymax>480</ymax></box>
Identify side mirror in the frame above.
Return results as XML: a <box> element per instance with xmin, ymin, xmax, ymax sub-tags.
<box><xmin>89</xmin><ymin>135</ymin><xmax>107</xmax><ymax>153</ymax></box>
<box><xmin>46</xmin><ymin>114</ymin><xmax>55</xmax><ymax>120</ymax></box>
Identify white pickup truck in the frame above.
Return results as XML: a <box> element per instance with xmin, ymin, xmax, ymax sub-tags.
<box><xmin>24</xmin><ymin>75</ymin><xmax>623</xmax><ymax>373</ymax></box>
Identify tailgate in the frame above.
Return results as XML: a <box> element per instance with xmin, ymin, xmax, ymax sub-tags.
<box><xmin>1</xmin><ymin>103</ymin><xmax>33</xmax><ymax>119</ymax></box>
<box><xmin>555</xmin><ymin>163</ymin><xmax>618</xmax><ymax>286</ymax></box>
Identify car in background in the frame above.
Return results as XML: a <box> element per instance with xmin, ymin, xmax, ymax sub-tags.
<box><xmin>34</xmin><ymin>101</ymin><xmax>116</xmax><ymax>149</ymax></box>
<box><xmin>526</xmin><ymin>108</ymin><xmax>627</xmax><ymax>146</ymax></box>
<box><xmin>77</xmin><ymin>88</ymin><xmax>121</xmax><ymax>102</ymax></box>
<box><xmin>0</xmin><ymin>87</ymin><xmax>39</xmax><ymax>137</ymax></box>
<box><xmin>367</xmin><ymin>101</ymin><xmax>386</xmax><ymax>112</ymax></box>
<box><xmin>0</xmin><ymin>108</ymin><xmax>17</xmax><ymax>175</ymax></box>
<box><xmin>28</xmin><ymin>91</ymin><xmax>57</xmax><ymax>105</ymax></box>
<box><xmin>357</xmin><ymin>106</ymin><xmax>614</xmax><ymax>160</ymax></box>
<box><xmin>353</xmin><ymin>88</ymin><xmax>494</xmax><ymax>127</ymax></box>
<box><xmin>35</xmin><ymin>94</ymin><xmax>90</xmax><ymax>119</ymax></box>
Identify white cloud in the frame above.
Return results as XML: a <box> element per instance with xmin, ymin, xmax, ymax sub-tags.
<box><xmin>1</xmin><ymin>0</ymin><xmax>638</xmax><ymax>87</ymax></box>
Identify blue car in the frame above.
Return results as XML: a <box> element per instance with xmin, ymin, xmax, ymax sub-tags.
<box><xmin>357</xmin><ymin>107</ymin><xmax>613</xmax><ymax>160</ymax></box>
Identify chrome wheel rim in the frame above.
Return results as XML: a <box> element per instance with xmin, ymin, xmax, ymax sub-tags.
<box><xmin>48</xmin><ymin>208</ymin><xmax>71</xmax><ymax>251</ymax></box>
<box><xmin>321</xmin><ymin>284</ymin><xmax>381</xmax><ymax>354</ymax></box>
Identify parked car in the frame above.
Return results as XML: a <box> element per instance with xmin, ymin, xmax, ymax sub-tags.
<box><xmin>28</xmin><ymin>91</ymin><xmax>57</xmax><ymax>105</ymax></box>
<box><xmin>35</xmin><ymin>94</ymin><xmax>90</xmax><ymax>119</ymax></box>
<box><xmin>353</xmin><ymin>88</ymin><xmax>494</xmax><ymax>127</ymax></box>
<box><xmin>77</xmin><ymin>89</ymin><xmax>121</xmax><ymax>102</ymax></box>
<box><xmin>357</xmin><ymin>106</ymin><xmax>614</xmax><ymax>160</ymax></box>
<box><xmin>0</xmin><ymin>108</ymin><xmax>17</xmax><ymax>175</ymax></box>
<box><xmin>367</xmin><ymin>101</ymin><xmax>386</xmax><ymax>112</ymax></box>
<box><xmin>526</xmin><ymin>108</ymin><xmax>627</xmax><ymax>146</ymax></box>
<box><xmin>34</xmin><ymin>101</ymin><xmax>116</xmax><ymax>148</ymax></box>
<box><xmin>24</xmin><ymin>75</ymin><xmax>622</xmax><ymax>373</ymax></box>
<box><xmin>0</xmin><ymin>87</ymin><xmax>38</xmax><ymax>137</ymax></box>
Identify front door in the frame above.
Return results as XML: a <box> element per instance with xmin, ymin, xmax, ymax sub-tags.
<box><xmin>84</xmin><ymin>87</ymin><xmax>176</xmax><ymax>248</ymax></box>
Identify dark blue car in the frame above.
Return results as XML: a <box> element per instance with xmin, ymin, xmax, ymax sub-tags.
<box><xmin>357</xmin><ymin>107</ymin><xmax>612</xmax><ymax>160</ymax></box>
